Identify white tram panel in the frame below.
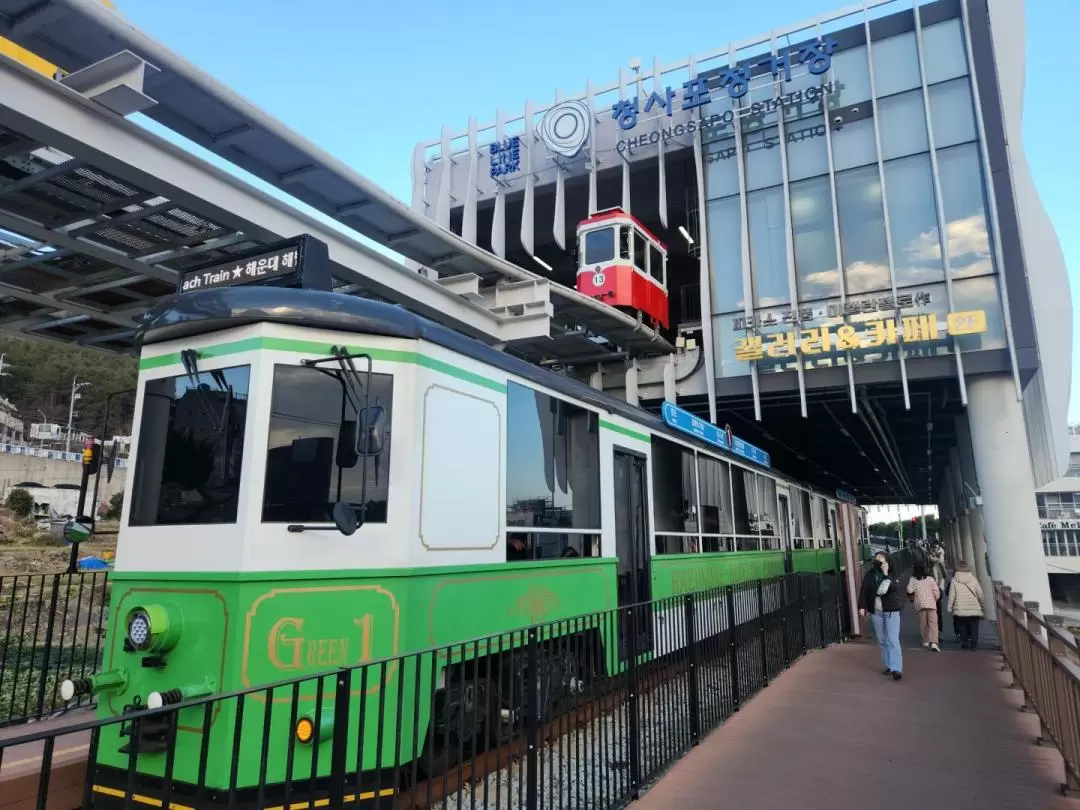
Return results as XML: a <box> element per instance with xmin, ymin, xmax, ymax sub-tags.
<box><xmin>118</xmin><ymin>323</ymin><xmax>271</xmax><ymax>574</ymax></box>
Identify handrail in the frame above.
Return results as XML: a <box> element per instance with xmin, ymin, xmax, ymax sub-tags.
<box><xmin>994</xmin><ymin>581</ymin><xmax>1080</xmax><ymax>797</ymax></box>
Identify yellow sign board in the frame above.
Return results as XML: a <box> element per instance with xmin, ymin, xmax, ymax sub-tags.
<box><xmin>0</xmin><ymin>0</ymin><xmax>115</xmax><ymax>78</ymax></box>
<box><xmin>734</xmin><ymin>310</ymin><xmax>988</xmax><ymax>362</ymax></box>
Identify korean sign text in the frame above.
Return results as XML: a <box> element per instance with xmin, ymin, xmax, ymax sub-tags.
<box><xmin>180</xmin><ymin>245</ymin><xmax>299</xmax><ymax>294</ymax></box>
<box><xmin>734</xmin><ymin>310</ymin><xmax>989</xmax><ymax>362</ymax></box>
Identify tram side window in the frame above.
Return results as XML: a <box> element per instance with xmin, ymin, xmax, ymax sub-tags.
<box><xmin>794</xmin><ymin>489</ymin><xmax>814</xmax><ymax>549</ymax></box>
<box><xmin>583</xmin><ymin>228</ymin><xmax>614</xmax><ymax>265</ymax></box>
<box><xmin>650</xmin><ymin>244</ymin><xmax>664</xmax><ymax>284</ymax></box>
<box><xmin>262</xmin><ymin>365</ymin><xmax>393</xmax><ymax>524</ymax></box>
<box><xmin>505</xmin><ymin>382</ymin><xmax>601</xmax><ymax>560</ymax></box>
<box><xmin>698</xmin><ymin>455</ymin><xmax>735</xmax><ymax>552</ymax></box>
<box><xmin>652</xmin><ymin>437</ymin><xmax>699</xmax><ymax>554</ymax></box>
<box><xmin>758</xmin><ymin>477</ymin><xmax>779</xmax><ymax>550</ymax></box>
<box><xmin>129</xmin><ymin>365</ymin><xmax>250</xmax><ymax>527</ymax></box>
<box><xmin>633</xmin><ymin>230</ymin><xmax>647</xmax><ymax>273</ymax></box>
<box><xmin>731</xmin><ymin>469</ymin><xmax>760</xmax><ymax>550</ymax></box>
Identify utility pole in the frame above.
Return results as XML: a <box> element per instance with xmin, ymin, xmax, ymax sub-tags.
<box><xmin>65</xmin><ymin>376</ymin><xmax>90</xmax><ymax>454</ymax></box>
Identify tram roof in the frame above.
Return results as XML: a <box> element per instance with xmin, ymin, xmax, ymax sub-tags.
<box><xmin>140</xmin><ymin>286</ymin><xmax>844</xmax><ymax>500</ymax></box>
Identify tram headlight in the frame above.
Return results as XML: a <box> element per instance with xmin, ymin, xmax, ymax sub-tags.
<box><xmin>125</xmin><ymin>604</ymin><xmax>183</xmax><ymax>654</ymax></box>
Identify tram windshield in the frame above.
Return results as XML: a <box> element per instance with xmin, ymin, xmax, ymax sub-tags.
<box><xmin>262</xmin><ymin>364</ymin><xmax>393</xmax><ymax>524</ymax></box>
<box><xmin>129</xmin><ymin>365</ymin><xmax>250</xmax><ymax>526</ymax></box>
<box><xmin>582</xmin><ymin>228</ymin><xmax>615</xmax><ymax>264</ymax></box>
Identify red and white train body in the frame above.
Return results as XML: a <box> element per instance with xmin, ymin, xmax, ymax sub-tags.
<box><xmin>575</xmin><ymin>208</ymin><xmax>670</xmax><ymax>329</ymax></box>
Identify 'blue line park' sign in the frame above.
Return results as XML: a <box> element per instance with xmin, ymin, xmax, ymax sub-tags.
<box><xmin>660</xmin><ymin>401</ymin><xmax>771</xmax><ymax>469</ymax></box>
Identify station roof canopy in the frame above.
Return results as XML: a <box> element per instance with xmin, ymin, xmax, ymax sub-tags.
<box><xmin>0</xmin><ymin>0</ymin><xmax>671</xmax><ymax>359</ymax></box>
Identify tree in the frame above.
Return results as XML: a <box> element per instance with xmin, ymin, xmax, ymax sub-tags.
<box><xmin>6</xmin><ymin>487</ymin><xmax>33</xmax><ymax>517</ymax></box>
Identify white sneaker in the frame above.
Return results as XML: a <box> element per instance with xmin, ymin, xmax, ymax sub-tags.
<box><xmin>922</xmin><ymin>642</ymin><xmax>930</xmax><ymax>648</ymax></box>
<box><xmin>931</xmin><ymin>643</ymin><xmax>940</xmax><ymax>652</ymax></box>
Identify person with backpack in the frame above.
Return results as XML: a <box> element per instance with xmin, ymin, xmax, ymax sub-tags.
<box><xmin>858</xmin><ymin>551</ymin><xmax>904</xmax><ymax>680</ymax></box>
<box><xmin>947</xmin><ymin>560</ymin><xmax>985</xmax><ymax>649</ymax></box>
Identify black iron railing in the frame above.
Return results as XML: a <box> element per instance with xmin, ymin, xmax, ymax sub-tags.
<box><xmin>0</xmin><ymin>571</ymin><xmax>844</xmax><ymax>810</ymax></box>
<box><xmin>0</xmin><ymin>571</ymin><xmax>110</xmax><ymax>727</ymax></box>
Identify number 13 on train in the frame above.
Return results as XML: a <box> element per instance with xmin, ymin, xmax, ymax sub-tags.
<box><xmin>576</xmin><ymin>207</ymin><xmax>669</xmax><ymax>329</ymax></box>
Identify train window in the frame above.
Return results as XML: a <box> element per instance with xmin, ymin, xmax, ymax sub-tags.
<box><xmin>731</xmin><ymin>469</ymin><xmax>759</xmax><ymax>550</ymax></box>
<box><xmin>758</xmin><ymin>478</ymin><xmax>779</xmax><ymax>550</ymax></box>
<box><xmin>505</xmin><ymin>382</ymin><xmax>601</xmax><ymax>561</ymax></box>
<box><xmin>650</xmin><ymin>244</ymin><xmax>665</xmax><ymax>283</ymax></box>
<box><xmin>129</xmin><ymin>364</ymin><xmax>250</xmax><ymax>527</ymax></box>
<box><xmin>633</xmin><ymin>230</ymin><xmax>647</xmax><ymax>272</ymax></box>
<box><xmin>811</xmin><ymin>496</ymin><xmax>828</xmax><ymax>545</ymax></box>
<box><xmin>697</xmin><ymin>455</ymin><xmax>734</xmax><ymax>550</ymax></box>
<box><xmin>583</xmin><ymin>228</ymin><xmax>614</xmax><ymax>264</ymax></box>
<box><xmin>794</xmin><ymin>489</ymin><xmax>814</xmax><ymax>549</ymax></box>
<box><xmin>619</xmin><ymin>226</ymin><xmax>631</xmax><ymax>260</ymax></box>
<box><xmin>261</xmin><ymin>365</ymin><xmax>393</xmax><ymax>524</ymax></box>
<box><xmin>507</xmin><ymin>531</ymin><xmax>600</xmax><ymax>560</ymax></box>
<box><xmin>651</xmin><ymin>437</ymin><xmax>700</xmax><ymax>555</ymax></box>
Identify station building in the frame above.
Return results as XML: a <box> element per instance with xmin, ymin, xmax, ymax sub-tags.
<box><xmin>412</xmin><ymin>0</ymin><xmax>1073</xmax><ymax>612</ymax></box>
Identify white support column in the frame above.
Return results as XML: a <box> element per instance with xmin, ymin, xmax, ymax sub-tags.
<box><xmin>965</xmin><ymin>374</ymin><xmax>1053</xmax><ymax>612</ymax></box>
<box><xmin>949</xmin><ymin>447</ymin><xmax>975</xmax><ymax>567</ymax></box>
<box><xmin>955</xmin><ymin>412</ymin><xmax>994</xmax><ymax>619</ymax></box>
<box><xmin>625</xmin><ymin>362</ymin><xmax>640</xmax><ymax>407</ymax></box>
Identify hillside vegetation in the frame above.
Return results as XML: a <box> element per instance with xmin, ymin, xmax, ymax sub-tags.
<box><xmin>0</xmin><ymin>334</ymin><xmax>138</xmax><ymax>437</ymax></box>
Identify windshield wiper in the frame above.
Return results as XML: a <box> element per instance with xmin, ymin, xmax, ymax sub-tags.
<box><xmin>180</xmin><ymin>349</ymin><xmax>229</xmax><ymax>433</ymax></box>
<box><xmin>301</xmin><ymin>346</ymin><xmax>373</xmax><ymax>416</ymax></box>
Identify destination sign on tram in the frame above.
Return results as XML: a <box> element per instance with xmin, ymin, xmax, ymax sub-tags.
<box><xmin>660</xmin><ymin>401</ymin><xmax>771</xmax><ymax>469</ymax></box>
<box><xmin>180</xmin><ymin>245</ymin><xmax>300</xmax><ymax>293</ymax></box>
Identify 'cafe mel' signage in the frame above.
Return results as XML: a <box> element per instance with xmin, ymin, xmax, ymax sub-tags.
<box><xmin>1041</xmin><ymin>519</ymin><xmax>1080</xmax><ymax>531</ymax></box>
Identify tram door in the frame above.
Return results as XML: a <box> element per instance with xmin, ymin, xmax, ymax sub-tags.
<box><xmin>613</xmin><ymin>448</ymin><xmax>653</xmax><ymax>662</ymax></box>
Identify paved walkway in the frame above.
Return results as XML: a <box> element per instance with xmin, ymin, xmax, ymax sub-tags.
<box><xmin>634</xmin><ymin>607</ymin><xmax>1074</xmax><ymax>810</ymax></box>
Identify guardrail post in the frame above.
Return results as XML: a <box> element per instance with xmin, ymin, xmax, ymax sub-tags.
<box><xmin>1018</xmin><ymin>601</ymin><xmax>1041</xmax><ymax>712</ymax></box>
<box><xmin>757</xmin><ymin>580</ymin><xmax>769</xmax><ymax>686</ymax></box>
<box><xmin>1004</xmin><ymin>591</ymin><xmax>1024</xmax><ymax>687</ymax></box>
<box><xmin>684</xmin><ymin>593</ymin><xmax>700</xmax><ymax>744</ymax></box>
<box><xmin>726</xmin><ymin>585</ymin><xmax>741</xmax><ymax>710</ymax></box>
<box><xmin>625</xmin><ymin>607</ymin><xmax>642</xmax><ymax>799</ymax></box>
<box><xmin>526</xmin><ymin>626</ymin><xmax>540</xmax><ymax>810</ymax></box>
<box><xmin>817</xmin><ymin>572</ymin><xmax>826</xmax><ymax>649</ymax></box>
<box><xmin>329</xmin><ymin>668</ymin><xmax>351</xmax><ymax>809</ymax></box>
<box><xmin>34</xmin><ymin>574</ymin><xmax>62</xmax><ymax>720</ymax></box>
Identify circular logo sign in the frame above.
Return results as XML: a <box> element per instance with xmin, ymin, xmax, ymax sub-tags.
<box><xmin>538</xmin><ymin>100</ymin><xmax>591</xmax><ymax>159</ymax></box>
<box><xmin>592</xmin><ymin>272</ymin><xmax>606</xmax><ymax>287</ymax></box>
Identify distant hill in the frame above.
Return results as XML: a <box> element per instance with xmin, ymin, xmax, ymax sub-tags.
<box><xmin>0</xmin><ymin>334</ymin><xmax>138</xmax><ymax>439</ymax></box>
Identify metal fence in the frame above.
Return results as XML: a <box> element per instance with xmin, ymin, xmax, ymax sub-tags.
<box><xmin>0</xmin><ymin>571</ymin><xmax>109</xmax><ymax>727</ymax></box>
<box><xmin>0</xmin><ymin>571</ymin><xmax>845</xmax><ymax>810</ymax></box>
<box><xmin>995</xmin><ymin>583</ymin><xmax>1080</xmax><ymax>798</ymax></box>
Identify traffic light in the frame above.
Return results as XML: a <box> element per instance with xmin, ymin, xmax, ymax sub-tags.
<box><xmin>83</xmin><ymin>442</ymin><xmax>100</xmax><ymax>475</ymax></box>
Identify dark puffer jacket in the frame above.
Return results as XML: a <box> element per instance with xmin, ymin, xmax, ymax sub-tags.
<box><xmin>858</xmin><ymin>565</ymin><xmax>904</xmax><ymax>614</ymax></box>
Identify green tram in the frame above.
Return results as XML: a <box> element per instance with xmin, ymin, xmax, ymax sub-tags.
<box><xmin>64</xmin><ymin>241</ymin><xmax>865</xmax><ymax>807</ymax></box>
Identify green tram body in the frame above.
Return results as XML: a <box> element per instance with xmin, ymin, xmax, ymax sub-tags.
<box><xmin>83</xmin><ymin>286</ymin><xmax>864</xmax><ymax>806</ymax></box>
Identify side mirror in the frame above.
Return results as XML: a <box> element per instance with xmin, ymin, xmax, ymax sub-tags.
<box><xmin>356</xmin><ymin>406</ymin><xmax>385</xmax><ymax>457</ymax></box>
<box><xmin>336</xmin><ymin>421</ymin><xmax>359</xmax><ymax>469</ymax></box>
<box><xmin>64</xmin><ymin>515</ymin><xmax>94</xmax><ymax>545</ymax></box>
<box><xmin>332</xmin><ymin>501</ymin><xmax>360</xmax><ymax>536</ymax></box>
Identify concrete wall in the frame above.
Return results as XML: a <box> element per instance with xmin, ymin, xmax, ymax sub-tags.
<box><xmin>0</xmin><ymin>454</ymin><xmax>127</xmax><ymax>513</ymax></box>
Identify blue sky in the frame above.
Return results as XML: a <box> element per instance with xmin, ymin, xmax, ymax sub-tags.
<box><xmin>113</xmin><ymin>0</ymin><xmax>1079</xmax><ymax>422</ymax></box>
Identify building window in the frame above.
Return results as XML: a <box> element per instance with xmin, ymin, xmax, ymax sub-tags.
<box><xmin>652</xmin><ymin>437</ymin><xmax>700</xmax><ymax>554</ymax></box>
<box><xmin>505</xmin><ymin>382</ymin><xmax>600</xmax><ymax>560</ymax></box>
<box><xmin>747</xmin><ymin>186</ymin><xmax>790</xmax><ymax>307</ymax></box>
<box><xmin>884</xmin><ymin>153</ymin><xmax>945</xmax><ymax>288</ymax></box>
<box><xmin>744</xmin><ymin>125</ymin><xmax>783</xmax><ymax>192</ymax></box>
<box><xmin>835</xmin><ymin>165</ymin><xmax>891</xmax><ymax>294</ymax></box>
<box><xmin>129</xmin><ymin>365</ymin><xmax>249</xmax><ymax>527</ymax></box>
<box><xmin>952</xmin><ymin>276</ymin><xmax>1007</xmax><ymax>351</ymax></box>
<box><xmin>705</xmin><ymin>137</ymin><xmax>739</xmax><ymax>200</ymax></box>
<box><xmin>929</xmin><ymin>78</ymin><xmax>978</xmax><ymax>149</ymax></box>
<box><xmin>871</xmin><ymin>32</ymin><xmax>921</xmax><ymax>98</ymax></box>
<box><xmin>936</xmin><ymin>143</ymin><xmax>995</xmax><ymax>279</ymax></box>
<box><xmin>921</xmin><ymin>18</ymin><xmax>969</xmax><ymax>85</ymax></box>
<box><xmin>832</xmin><ymin>117</ymin><xmax>879</xmax><ymax>172</ymax></box>
<box><xmin>828</xmin><ymin>45</ymin><xmax>872</xmax><ymax>107</ymax></box>
<box><xmin>786</xmin><ymin>113</ymin><xmax>830</xmax><ymax>182</ymax></box>
<box><xmin>1066</xmin><ymin>454</ymin><xmax>1080</xmax><ymax>477</ymax></box>
<box><xmin>708</xmin><ymin>196</ymin><xmax>744</xmax><ymax>314</ymax></box>
<box><xmin>262</xmin><ymin>365</ymin><xmax>393</xmax><ymax>525</ymax></box>
<box><xmin>791</xmin><ymin>175</ymin><xmax>841</xmax><ymax>301</ymax></box>
<box><xmin>878</xmin><ymin>90</ymin><xmax>929</xmax><ymax>161</ymax></box>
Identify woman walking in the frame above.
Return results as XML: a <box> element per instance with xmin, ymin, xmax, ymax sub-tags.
<box><xmin>947</xmin><ymin>560</ymin><xmax>985</xmax><ymax>649</ymax></box>
<box><xmin>858</xmin><ymin>551</ymin><xmax>904</xmax><ymax>680</ymax></box>
<box><xmin>906</xmin><ymin>564</ymin><xmax>941</xmax><ymax>651</ymax></box>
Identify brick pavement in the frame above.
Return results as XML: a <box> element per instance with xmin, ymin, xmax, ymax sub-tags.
<box><xmin>633</xmin><ymin>607</ymin><xmax>1074</xmax><ymax>810</ymax></box>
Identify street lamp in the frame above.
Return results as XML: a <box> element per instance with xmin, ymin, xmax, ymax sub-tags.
<box><xmin>65</xmin><ymin>376</ymin><xmax>91</xmax><ymax>454</ymax></box>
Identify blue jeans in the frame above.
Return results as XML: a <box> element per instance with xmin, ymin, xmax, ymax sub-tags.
<box><xmin>871</xmin><ymin>611</ymin><xmax>902</xmax><ymax>673</ymax></box>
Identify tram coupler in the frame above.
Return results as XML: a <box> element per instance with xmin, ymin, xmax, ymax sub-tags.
<box><xmin>146</xmin><ymin>677</ymin><xmax>216</xmax><ymax>710</ymax></box>
<box><xmin>60</xmin><ymin>667</ymin><xmax>128</xmax><ymax>702</ymax></box>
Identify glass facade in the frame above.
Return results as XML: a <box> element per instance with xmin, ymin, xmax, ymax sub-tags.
<box><xmin>704</xmin><ymin>10</ymin><xmax>1006</xmax><ymax>379</ymax></box>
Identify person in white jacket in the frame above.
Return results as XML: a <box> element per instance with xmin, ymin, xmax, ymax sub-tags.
<box><xmin>947</xmin><ymin>560</ymin><xmax>985</xmax><ymax>649</ymax></box>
